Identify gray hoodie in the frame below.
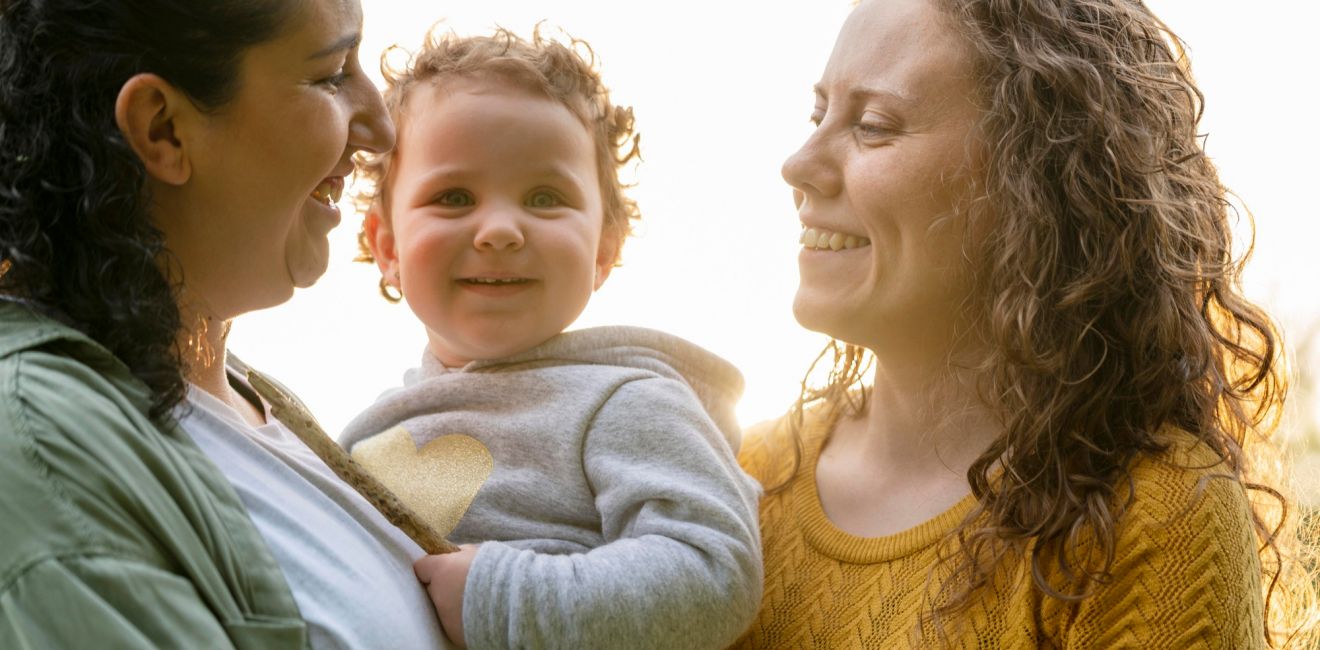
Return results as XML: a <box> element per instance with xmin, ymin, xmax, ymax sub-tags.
<box><xmin>341</xmin><ymin>326</ymin><xmax>763</xmax><ymax>650</ymax></box>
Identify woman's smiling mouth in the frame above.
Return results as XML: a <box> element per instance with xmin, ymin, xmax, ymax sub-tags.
<box><xmin>800</xmin><ymin>225</ymin><xmax>871</xmax><ymax>251</ymax></box>
<box><xmin>310</xmin><ymin>177</ymin><xmax>344</xmax><ymax>207</ymax></box>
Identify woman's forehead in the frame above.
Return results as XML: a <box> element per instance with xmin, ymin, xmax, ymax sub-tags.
<box><xmin>269</xmin><ymin>0</ymin><xmax>363</xmax><ymax>55</ymax></box>
<box><xmin>819</xmin><ymin>0</ymin><xmax>973</xmax><ymax>102</ymax></box>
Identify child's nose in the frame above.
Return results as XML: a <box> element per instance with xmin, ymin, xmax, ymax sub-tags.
<box><xmin>473</xmin><ymin>210</ymin><xmax>525</xmax><ymax>251</ymax></box>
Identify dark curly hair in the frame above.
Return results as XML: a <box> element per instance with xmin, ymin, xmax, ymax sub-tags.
<box><xmin>778</xmin><ymin>0</ymin><xmax>1317</xmax><ymax>645</ymax></box>
<box><xmin>353</xmin><ymin>24</ymin><xmax>642</xmax><ymax>297</ymax></box>
<box><xmin>0</xmin><ymin>0</ymin><xmax>298</xmax><ymax>421</ymax></box>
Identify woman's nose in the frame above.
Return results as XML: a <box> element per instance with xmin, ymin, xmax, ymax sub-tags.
<box><xmin>349</xmin><ymin>73</ymin><xmax>396</xmax><ymax>155</ymax></box>
<box><xmin>781</xmin><ymin>128</ymin><xmax>841</xmax><ymax>202</ymax></box>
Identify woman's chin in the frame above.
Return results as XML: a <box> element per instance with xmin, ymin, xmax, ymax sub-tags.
<box><xmin>287</xmin><ymin>240</ymin><xmax>331</xmax><ymax>289</ymax></box>
<box><xmin>289</xmin><ymin>264</ymin><xmax>328</xmax><ymax>290</ymax></box>
<box><xmin>792</xmin><ymin>292</ymin><xmax>849</xmax><ymax>341</ymax></box>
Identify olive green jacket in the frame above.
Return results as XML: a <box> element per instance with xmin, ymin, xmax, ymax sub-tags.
<box><xmin>0</xmin><ymin>301</ymin><xmax>306</xmax><ymax>648</ymax></box>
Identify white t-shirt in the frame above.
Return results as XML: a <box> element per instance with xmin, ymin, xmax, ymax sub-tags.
<box><xmin>179</xmin><ymin>378</ymin><xmax>453</xmax><ymax>650</ymax></box>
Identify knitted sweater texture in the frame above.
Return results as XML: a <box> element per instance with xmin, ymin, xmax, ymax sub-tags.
<box><xmin>731</xmin><ymin>408</ymin><xmax>1265</xmax><ymax>649</ymax></box>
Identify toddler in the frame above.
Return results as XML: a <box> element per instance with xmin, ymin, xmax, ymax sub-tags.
<box><xmin>342</xmin><ymin>28</ymin><xmax>762</xmax><ymax>649</ymax></box>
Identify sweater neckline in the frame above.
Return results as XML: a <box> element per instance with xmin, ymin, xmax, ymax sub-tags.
<box><xmin>794</xmin><ymin>412</ymin><xmax>978</xmax><ymax>564</ymax></box>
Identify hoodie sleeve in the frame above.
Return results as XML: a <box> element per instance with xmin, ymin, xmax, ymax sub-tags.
<box><xmin>461</xmin><ymin>376</ymin><xmax>763</xmax><ymax>650</ymax></box>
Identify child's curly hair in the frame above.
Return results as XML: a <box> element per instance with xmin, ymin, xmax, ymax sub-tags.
<box><xmin>354</xmin><ymin>25</ymin><xmax>641</xmax><ymax>271</ymax></box>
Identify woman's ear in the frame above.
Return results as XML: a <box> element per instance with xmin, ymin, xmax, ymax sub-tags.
<box><xmin>114</xmin><ymin>73</ymin><xmax>192</xmax><ymax>186</ymax></box>
<box><xmin>363</xmin><ymin>207</ymin><xmax>400</xmax><ymax>283</ymax></box>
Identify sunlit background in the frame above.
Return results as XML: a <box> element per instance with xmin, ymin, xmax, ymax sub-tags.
<box><xmin>232</xmin><ymin>1</ymin><xmax>1320</xmax><ymax>500</ymax></box>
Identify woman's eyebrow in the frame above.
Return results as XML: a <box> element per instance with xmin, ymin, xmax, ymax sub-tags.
<box><xmin>307</xmin><ymin>33</ymin><xmax>362</xmax><ymax>60</ymax></box>
<box><xmin>813</xmin><ymin>82</ymin><xmax>915</xmax><ymax>108</ymax></box>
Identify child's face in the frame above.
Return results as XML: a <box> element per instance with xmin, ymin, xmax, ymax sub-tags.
<box><xmin>366</xmin><ymin>78</ymin><xmax>615</xmax><ymax>366</ymax></box>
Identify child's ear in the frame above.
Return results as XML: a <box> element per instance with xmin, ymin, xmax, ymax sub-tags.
<box><xmin>363</xmin><ymin>207</ymin><xmax>400</xmax><ymax>285</ymax></box>
<box><xmin>114</xmin><ymin>73</ymin><xmax>193</xmax><ymax>186</ymax></box>
<box><xmin>594</xmin><ymin>232</ymin><xmax>620</xmax><ymax>291</ymax></box>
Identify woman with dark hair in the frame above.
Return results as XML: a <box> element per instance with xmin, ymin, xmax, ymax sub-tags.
<box><xmin>733</xmin><ymin>0</ymin><xmax>1315</xmax><ymax>647</ymax></box>
<box><xmin>0</xmin><ymin>1</ymin><xmax>452</xmax><ymax>647</ymax></box>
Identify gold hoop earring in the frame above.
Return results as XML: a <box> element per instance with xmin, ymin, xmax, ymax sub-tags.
<box><xmin>379</xmin><ymin>275</ymin><xmax>403</xmax><ymax>303</ymax></box>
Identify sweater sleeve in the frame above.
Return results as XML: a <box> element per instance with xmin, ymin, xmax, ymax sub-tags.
<box><xmin>1061</xmin><ymin>453</ymin><xmax>1266</xmax><ymax>649</ymax></box>
<box><xmin>461</xmin><ymin>376</ymin><xmax>764</xmax><ymax>650</ymax></box>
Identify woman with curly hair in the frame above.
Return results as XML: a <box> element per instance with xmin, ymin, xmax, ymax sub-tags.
<box><xmin>0</xmin><ymin>0</ymin><xmax>452</xmax><ymax>648</ymax></box>
<box><xmin>733</xmin><ymin>0</ymin><xmax>1316</xmax><ymax>647</ymax></box>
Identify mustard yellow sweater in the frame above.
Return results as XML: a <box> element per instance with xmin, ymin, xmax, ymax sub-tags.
<box><xmin>731</xmin><ymin>410</ymin><xmax>1265</xmax><ymax>649</ymax></box>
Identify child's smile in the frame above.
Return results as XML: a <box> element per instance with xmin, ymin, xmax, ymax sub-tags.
<box><xmin>456</xmin><ymin>275</ymin><xmax>535</xmax><ymax>297</ymax></box>
<box><xmin>367</xmin><ymin>77</ymin><xmax>616</xmax><ymax>367</ymax></box>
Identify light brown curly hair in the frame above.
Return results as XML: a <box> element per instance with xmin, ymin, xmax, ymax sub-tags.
<box><xmin>780</xmin><ymin>0</ymin><xmax>1317</xmax><ymax>645</ymax></box>
<box><xmin>353</xmin><ymin>25</ymin><xmax>641</xmax><ymax>280</ymax></box>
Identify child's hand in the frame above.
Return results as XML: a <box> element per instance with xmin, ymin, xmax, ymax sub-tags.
<box><xmin>415</xmin><ymin>544</ymin><xmax>480</xmax><ymax>648</ymax></box>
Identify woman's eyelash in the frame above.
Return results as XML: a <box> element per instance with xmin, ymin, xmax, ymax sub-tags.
<box><xmin>321</xmin><ymin>71</ymin><xmax>348</xmax><ymax>87</ymax></box>
<box><xmin>855</xmin><ymin>118</ymin><xmax>901</xmax><ymax>139</ymax></box>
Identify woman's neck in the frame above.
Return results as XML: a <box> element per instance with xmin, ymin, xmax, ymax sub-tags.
<box><xmin>813</xmin><ymin>351</ymin><xmax>1001</xmax><ymax>537</ymax></box>
<box><xmin>179</xmin><ymin>310</ymin><xmax>265</xmax><ymax>427</ymax></box>
<box><xmin>839</xmin><ymin>351</ymin><xmax>1000</xmax><ymax>483</ymax></box>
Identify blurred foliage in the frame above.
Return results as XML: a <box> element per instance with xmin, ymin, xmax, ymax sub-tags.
<box><xmin>1285</xmin><ymin>319</ymin><xmax>1320</xmax><ymax>449</ymax></box>
<box><xmin>1283</xmin><ymin>318</ymin><xmax>1320</xmax><ymax>508</ymax></box>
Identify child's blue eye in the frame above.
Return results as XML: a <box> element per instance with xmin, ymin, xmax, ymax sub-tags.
<box><xmin>436</xmin><ymin>189</ymin><xmax>475</xmax><ymax>207</ymax></box>
<box><xmin>526</xmin><ymin>190</ymin><xmax>562</xmax><ymax>209</ymax></box>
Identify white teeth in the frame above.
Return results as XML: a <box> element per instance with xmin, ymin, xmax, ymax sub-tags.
<box><xmin>800</xmin><ymin>225</ymin><xmax>869</xmax><ymax>251</ymax></box>
<box><xmin>310</xmin><ymin>181</ymin><xmax>342</xmax><ymax>206</ymax></box>
<box><xmin>467</xmin><ymin>278</ymin><xmax>526</xmax><ymax>285</ymax></box>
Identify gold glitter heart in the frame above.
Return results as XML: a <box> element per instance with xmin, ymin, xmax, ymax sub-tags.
<box><xmin>351</xmin><ymin>426</ymin><xmax>493</xmax><ymax>538</ymax></box>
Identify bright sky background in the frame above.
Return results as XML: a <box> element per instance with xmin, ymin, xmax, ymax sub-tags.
<box><xmin>232</xmin><ymin>1</ymin><xmax>1320</xmax><ymax>461</ymax></box>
